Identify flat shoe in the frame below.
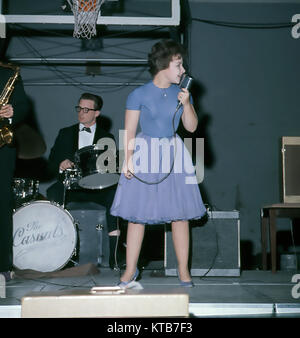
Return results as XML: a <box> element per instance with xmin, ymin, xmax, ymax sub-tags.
<box><xmin>118</xmin><ymin>268</ymin><xmax>139</xmax><ymax>288</ymax></box>
<box><xmin>179</xmin><ymin>279</ymin><xmax>194</xmax><ymax>288</ymax></box>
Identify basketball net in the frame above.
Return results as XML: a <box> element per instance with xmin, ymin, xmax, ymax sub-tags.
<box><xmin>67</xmin><ymin>0</ymin><xmax>105</xmax><ymax>39</ymax></box>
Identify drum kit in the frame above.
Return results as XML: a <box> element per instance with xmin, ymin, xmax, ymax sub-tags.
<box><xmin>12</xmin><ymin>142</ymin><xmax>120</xmax><ymax>273</ymax></box>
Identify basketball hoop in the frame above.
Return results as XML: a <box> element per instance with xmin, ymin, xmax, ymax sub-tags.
<box><xmin>67</xmin><ymin>0</ymin><xmax>105</xmax><ymax>39</ymax></box>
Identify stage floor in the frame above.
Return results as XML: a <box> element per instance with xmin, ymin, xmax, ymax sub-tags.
<box><xmin>1</xmin><ymin>266</ymin><xmax>300</xmax><ymax>318</ymax></box>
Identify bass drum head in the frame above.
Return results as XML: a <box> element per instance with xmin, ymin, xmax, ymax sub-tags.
<box><xmin>13</xmin><ymin>200</ymin><xmax>76</xmax><ymax>272</ymax></box>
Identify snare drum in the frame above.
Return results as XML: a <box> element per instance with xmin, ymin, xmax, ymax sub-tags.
<box><xmin>75</xmin><ymin>144</ymin><xmax>119</xmax><ymax>189</ymax></box>
<box><xmin>13</xmin><ymin>200</ymin><xmax>77</xmax><ymax>272</ymax></box>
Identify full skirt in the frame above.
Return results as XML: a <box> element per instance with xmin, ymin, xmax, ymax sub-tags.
<box><xmin>110</xmin><ymin>133</ymin><xmax>206</xmax><ymax>224</ymax></box>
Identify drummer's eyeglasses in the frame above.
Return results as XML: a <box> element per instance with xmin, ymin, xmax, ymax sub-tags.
<box><xmin>75</xmin><ymin>106</ymin><xmax>96</xmax><ymax>113</ymax></box>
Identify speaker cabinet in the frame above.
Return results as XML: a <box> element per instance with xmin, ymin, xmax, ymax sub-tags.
<box><xmin>67</xmin><ymin>202</ymin><xmax>109</xmax><ymax>267</ymax></box>
<box><xmin>282</xmin><ymin>137</ymin><xmax>300</xmax><ymax>203</ymax></box>
<box><xmin>165</xmin><ymin>211</ymin><xmax>240</xmax><ymax>277</ymax></box>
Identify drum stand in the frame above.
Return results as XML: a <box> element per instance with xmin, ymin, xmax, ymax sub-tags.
<box><xmin>60</xmin><ymin>176</ymin><xmax>79</xmax><ymax>267</ymax></box>
<box><xmin>61</xmin><ymin>168</ymin><xmax>79</xmax><ymax>208</ymax></box>
<box><xmin>62</xmin><ymin>179</ymin><xmax>69</xmax><ymax>209</ymax></box>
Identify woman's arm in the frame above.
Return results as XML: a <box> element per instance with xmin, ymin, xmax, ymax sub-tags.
<box><xmin>179</xmin><ymin>88</ymin><xmax>198</xmax><ymax>133</ymax></box>
<box><xmin>123</xmin><ymin>108</ymin><xmax>140</xmax><ymax>178</ymax></box>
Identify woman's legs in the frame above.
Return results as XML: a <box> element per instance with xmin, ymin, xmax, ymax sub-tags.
<box><xmin>120</xmin><ymin>222</ymin><xmax>145</xmax><ymax>282</ymax></box>
<box><xmin>171</xmin><ymin>220</ymin><xmax>191</xmax><ymax>282</ymax></box>
<box><xmin>120</xmin><ymin>220</ymin><xmax>191</xmax><ymax>282</ymax></box>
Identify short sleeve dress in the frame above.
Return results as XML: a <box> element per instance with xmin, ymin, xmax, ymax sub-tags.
<box><xmin>110</xmin><ymin>81</ymin><xmax>206</xmax><ymax>224</ymax></box>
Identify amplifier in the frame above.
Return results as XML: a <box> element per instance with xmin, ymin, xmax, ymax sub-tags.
<box><xmin>165</xmin><ymin>211</ymin><xmax>240</xmax><ymax>277</ymax></box>
<box><xmin>67</xmin><ymin>202</ymin><xmax>109</xmax><ymax>267</ymax></box>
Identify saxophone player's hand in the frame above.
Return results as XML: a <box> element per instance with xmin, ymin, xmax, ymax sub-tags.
<box><xmin>0</xmin><ymin>104</ymin><xmax>14</xmax><ymax>118</ymax></box>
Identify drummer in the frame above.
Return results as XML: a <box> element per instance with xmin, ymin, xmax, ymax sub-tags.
<box><xmin>47</xmin><ymin>92</ymin><xmax>123</xmax><ymax>270</ymax></box>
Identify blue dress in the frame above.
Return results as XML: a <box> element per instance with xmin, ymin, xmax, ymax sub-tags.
<box><xmin>110</xmin><ymin>81</ymin><xmax>207</xmax><ymax>224</ymax></box>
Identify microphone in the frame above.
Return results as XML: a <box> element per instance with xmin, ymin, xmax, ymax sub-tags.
<box><xmin>180</xmin><ymin>74</ymin><xmax>193</xmax><ymax>91</ymax></box>
<box><xmin>177</xmin><ymin>74</ymin><xmax>193</xmax><ymax>109</ymax></box>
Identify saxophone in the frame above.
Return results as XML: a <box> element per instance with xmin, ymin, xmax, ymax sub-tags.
<box><xmin>0</xmin><ymin>63</ymin><xmax>20</xmax><ymax>148</ymax></box>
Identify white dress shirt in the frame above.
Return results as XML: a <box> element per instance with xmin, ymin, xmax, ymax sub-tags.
<box><xmin>78</xmin><ymin>123</ymin><xmax>96</xmax><ymax>149</ymax></box>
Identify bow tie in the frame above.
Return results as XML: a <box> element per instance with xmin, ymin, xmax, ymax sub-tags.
<box><xmin>81</xmin><ymin>127</ymin><xmax>91</xmax><ymax>133</ymax></box>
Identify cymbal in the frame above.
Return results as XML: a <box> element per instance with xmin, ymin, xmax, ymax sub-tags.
<box><xmin>14</xmin><ymin>124</ymin><xmax>46</xmax><ymax>159</ymax></box>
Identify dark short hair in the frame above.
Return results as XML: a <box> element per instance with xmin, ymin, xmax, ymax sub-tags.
<box><xmin>148</xmin><ymin>39</ymin><xmax>186</xmax><ymax>77</ymax></box>
<box><xmin>79</xmin><ymin>92</ymin><xmax>103</xmax><ymax>110</ymax></box>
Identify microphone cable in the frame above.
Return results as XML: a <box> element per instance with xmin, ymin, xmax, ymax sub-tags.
<box><xmin>126</xmin><ymin>103</ymin><xmax>181</xmax><ymax>185</ymax></box>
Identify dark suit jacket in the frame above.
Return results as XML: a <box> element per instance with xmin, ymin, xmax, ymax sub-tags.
<box><xmin>48</xmin><ymin>122</ymin><xmax>116</xmax><ymax>179</ymax></box>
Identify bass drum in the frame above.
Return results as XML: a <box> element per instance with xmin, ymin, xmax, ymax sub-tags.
<box><xmin>13</xmin><ymin>200</ymin><xmax>77</xmax><ymax>272</ymax></box>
